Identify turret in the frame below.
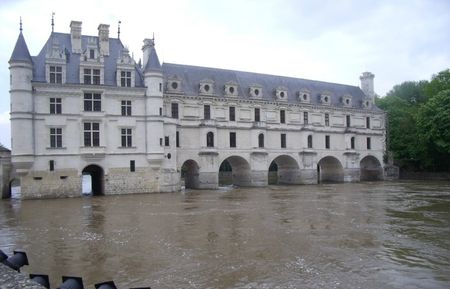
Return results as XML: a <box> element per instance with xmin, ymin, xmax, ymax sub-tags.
<box><xmin>70</xmin><ymin>21</ymin><xmax>82</xmax><ymax>53</ymax></box>
<box><xmin>360</xmin><ymin>72</ymin><xmax>375</xmax><ymax>100</ymax></box>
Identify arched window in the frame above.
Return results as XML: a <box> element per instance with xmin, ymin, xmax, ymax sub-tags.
<box><xmin>258</xmin><ymin>133</ymin><xmax>264</xmax><ymax>148</ymax></box>
<box><xmin>206</xmin><ymin>132</ymin><xmax>214</xmax><ymax>147</ymax></box>
<box><xmin>307</xmin><ymin>135</ymin><xmax>313</xmax><ymax>148</ymax></box>
<box><xmin>350</xmin><ymin>136</ymin><xmax>355</xmax><ymax>149</ymax></box>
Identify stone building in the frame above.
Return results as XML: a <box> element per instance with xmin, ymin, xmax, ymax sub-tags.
<box><xmin>8</xmin><ymin>21</ymin><xmax>386</xmax><ymax>199</ymax></box>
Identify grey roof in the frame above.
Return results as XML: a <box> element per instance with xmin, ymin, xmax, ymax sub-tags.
<box><xmin>144</xmin><ymin>46</ymin><xmax>161</xmax><ymax>72</ymax></box>
<box><xmin>0</xmin><ymin>143</ymin><xmax>11</xmax><ymax>152</ymax></box>
<box><xmin>162</xmin><ymin>63</ymin><xmax>378</xmax><ymax>110</ymax></box>
<box><xmin>10</xmin><ymin>32</ymin><xmax>32</xmax><ymax>63</ymax></box>
<box><xmin>31</xmin><ymin>32</ymin><xmax>144</xmax><ymax>87</ymax></box>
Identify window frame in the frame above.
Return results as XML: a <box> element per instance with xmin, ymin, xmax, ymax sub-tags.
<box><xmin>229</xmin><ymin>106</ymin><xmax>236</xmax><ymax>121</ymax></box>
<box><xmin>171</xmin><ymin>103</ymin><xmax>179</xmax><ymax>119</ymax></box>
<box><xmin>49</xmin><ymin>65</ymin><xmax>62</xmax><ymax>84</ymax></box>
<box><xmin>230</xmin><ymin>132</ymin><xmax>236</xmax><ymax>148</ymax></box>
<box><xmin>307</xmin><ymin>135</ymin><xmax>313</xmax><ymax>149</ymax></box>
<box><xmin>84</xmin><ymin>122</ymin><xmax>100</xmax><ymax>147</ymax></box>
<box><xmin>120</xmin><ymin>70</ymin><xmax>132</xmax><ymax>87</ymax></box>
<box><xmin>121</xmin><ymin>100</ymin><xmax>132</xmax><ymax>116</ymax></box>
<box><xmin>84</xmin><ymin>93</ymin><xmax>102</xmax><ymax>112</ymax></box>
<box><xmin>325</xmin><ymin>113</ymin><xmax>329</xmax><ymax>126</ymax></box>
<box><xmin>50</xmin><ymin>97</ymin><xmax>62</xmax><ymax>114</ymax></box>
<box><xmin>206</xmin><ymin>132</ymin><xmax>214</xmax><ymax>147</ymax></box>
<box><xmin>280</xmin><ymin>110</ymin><xmax>286</xmax><ymax>124</ymax></box>
<box><xmin>258</xmin><ymin>133</ymin><xmax>264</xmax><ymax>148</ymax></box>
<box><xmin>50</xmin><ymin>127</ymin><xmax>62</xmax><ymax>148</ymax></box>
<box><xmin>325</xmin><ymin>135</ymin><xmax>330</xmax><ymax>149</ymax></box>
<box><xmin>255</xmin><ymin>108</ymin><xmax>261</xmax><ymax>122</ymax></box>
<box><xmin>204</xmin><ymin>104</ymin><xmax>211</xmax><ymax>120</ymax></box>
<box><xmin>304</xmin><ymin>112</ymin><xmax>309</xmax><ymax>124</ymax></box>
<box><xmin>121</xmin><ymin>128</ymin><xmax>133</xmax><ymax>147</ymax></box>
<box><xmin>281</xmin><ymin>133</ymin><xmax>286</xmax><ymax>148</ymax></box>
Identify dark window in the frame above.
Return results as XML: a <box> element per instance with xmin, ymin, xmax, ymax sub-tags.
<box><xmin>49</xmin><ymin>160</ymin><xmax>54</xmax><ymax>171</ymax></box>
<box><xmin>351</xmin><ymin>137</ymin><xmax>355</xmax><ymax>149</ymax></box>
<box><xmin>165</xmin><ymin>136</ymin><xmax>170</xmax><ymax>147</ymax></box>
<box><xmin>130</xmin><ymin>160</ymin><xmax>135</xmax><ymax>172</ymax></box>
<box><xmin>280</xmin><ymin>110</ymin><xmax>286</xmax><ymax>124</ymax></box>
<box><xmin>171</xmin><ymin>103</ymin><xmax>179</xmax><ymax>119</ymax></box>
<box><xmin>84</xmin><ymin>93</ymin><xmax>101</xmax><ymax>111</ymax></box>
<box><xmin>258</xmin><ymin>133</ymin><xmax>264</xmax><ymax>148</ymax></box>
<box><xmin>325</xmin><ymin>135</ymin><xmax>330</xmax><ymax>149</ymax></box>
<box><xmin>204</xmin><ymin>105</ymin><xmax>211</xmax><ymax>120</ymax></box>
<box><xmin>50</xmin><ymin>98</ymin><xmax>62</xmax><ymax>114</ymax></box>
<box><xmin>325</xmin><ymin>113</ymin><xmax>329</xmax><ymax>126</ymax></box>
<box><xmin>89</xmin><ymin>49</ymin><xmax>95</xmax><ymax>59</ymax></box>
<box><xmin>229</xmin><ymin>106</ymin><xmax>235</xmax><ymax>121</ymax></box>
<box><xmin>367</xmin><ymin>137</ymin><xmax>371</xmax><ymax>150</ymax></box>
<box><xmin>281</xmin><ymin>133</ymin><xmax>286</xmax><ymax>148</ymax></box>
<box><xmin>84</xmin><ymin>68</ymin><xmax>100</xmax><ymax>85</ymax></box>
<box><xmin>304</xmin><ymin>112</ymin><xmax>308</xmax><ymax>124</ymax></box>
<box><xmin>346</xmin><ymin>115</ymin><xmax>351</xmax><ymax>127</ymax></box>
<box><xmin>159</xmin><ymin>83</ymin><xmax>162</xmax><ymax>92</ymax></box>
<box><xmin>366</xmin><ymin>117</ymin><xmax>371</xmax><ymax>128</ymax></box>
<box><xmin>307</xmin><ymin>135</ymin><xmax>313</xmax><ymax>148</ymax></box>
<box><xmin>255</xmin><ymin>108</ymin><xmax>260</xmax><ymax>122</ymax></box>
<box><xmin>176</xmin><ymin>131</ymin><xmax>180</xmax><ymax>147</ymax></box>
<box><xmin>159</xmin><ymin>107</ymin><xmax>163</xmax><ymax>116</ymax></box>
<box><xmin>160</xmin><ymin>138</ymin><xmax>163</xmax><ymax>146</ymax></box>
<box><xmin>121</xmin><ymin>100</ymin><xmax>132</xmax><ymax>116</ymax></box>
<box><xmin>84</xmin><ymin>122</ymin><xmax>100</xmax><ymax>147</ymax></box>
<box><xmin>120</xmin><ymin>71</ymin><xmax>132</xmax><ymax>87</ymax></box>
<box><xmin>230</xmin><ymin>132</ymin><xmax>236</xmax><ymax>148</ymax></box>
<box><xmin>50</xmin><ymin>128</ymin><xmax>62</xmax><ymax>148</ymax></box>
<box><xmin>121</xmin><ymin>128</ymin><xmax>132</xmax><ymax>147</ymax></box>
<box><xmin>206</xmin><ymin>132</ymin><xmax>214</xmax><ymax>147</ymax></box>
<box><xmin>49</xmin><ymin>66</ymin><xmax>62</xmax><ymax>84</ymax></box>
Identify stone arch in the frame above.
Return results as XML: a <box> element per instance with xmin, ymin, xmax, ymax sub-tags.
<box><xmin>4</xmin><ymin>178</ymin><xmax>21</xmax><ymax>199</ymax></box>
<box><xmin>268</xmin><ymin>155</ymin><xmax>300</xmax><ymax>185</ymax></box>
<box><xmin>317</xmin><ymin>156</ymin><xmax>344</xmax><ymax>183</ymax></box>
<box><xmin>219</xmin><ymin>155</ymin><xmax>251</xmax><ymax>186</ymax></box>
<box><xmin>360</xmin><ymin>155</ymin><xmax>383</xmax><ymax>181</ymax></box>
<box><xmin>82</xmin><ymin>164</ymin><xmax>105</xmax><ymax>196</ymax></box>
<box><xmin>181</xmin><ymin>159</ymin><xmax>200</xmax><ymax>189</ymax></box>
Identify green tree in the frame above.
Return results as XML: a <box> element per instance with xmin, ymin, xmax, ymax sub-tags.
<box><xmin>423</xmin><ymin>69</ymin><xmax>450</xmax><ymax>99</ymax></box>
<box><xmin>385</xmin><ymin>80</ymin><xmax>428</xmax><ymax>104</ymax></box>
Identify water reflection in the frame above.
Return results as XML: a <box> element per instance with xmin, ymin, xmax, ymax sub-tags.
<box><xmin>0</xmin><ymin>181</ymin><xmax>449</xmax><ymax>289</ymax></box>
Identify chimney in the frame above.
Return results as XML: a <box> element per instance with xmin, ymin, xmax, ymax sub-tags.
<box><xmin>142</xmin><ymin>38</ymin><xmax>155</xmax><ymax>69</ymax></box>
<box><xmin>70</xmin><ymin>21</ymin><xmax>82</xmax><ymax>53</ymax></box>
<box><xmin>360</xmin><ymin>72</ymin><xmax>375</xmax><ymax>100</ymax></box>
<box><xmin>98</xmin><ymin>24</ymin><xmax>110</xmax><ymax>56</ymax></box>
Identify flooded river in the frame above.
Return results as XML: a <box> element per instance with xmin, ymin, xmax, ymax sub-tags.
<box><xmin>1</xmin><ymin>181</ymin><xmax>450</xmax><ymax>289</ymax></box>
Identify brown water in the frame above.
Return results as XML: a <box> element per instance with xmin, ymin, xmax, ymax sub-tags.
<box><xmin>1</xmin><ymin>181</ymin><xmax>450</xmax><ymax>289</ymax></box>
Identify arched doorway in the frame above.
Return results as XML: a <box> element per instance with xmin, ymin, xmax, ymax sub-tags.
<box><xmin>219</xmin><ymin>156</ymin><xmax>251</xmax><ymax>186</ymax></box>
<box><xmin>181</xmin><ymin>160</ymin><xmax>200</xmax><ymax>189</ymax></box>
<box><xmin>317</xmin><ymin>156</ymin><xmax>344</xmax><ymax>183</ymax></box>
<box><xmin>360</xmin><ymin>155</ymin><xmax>383</xmax><ymax>181</ymax></box>
<box><xmin>5</xmin><ymin>178</ymin><xmax>21</xmax><ymax>199</ymax></box>
<box><xmin>82</xmin><ymin>165</ymin><xmax>104</xmax><ymax>196</ymax></box>
<box><xmin>268</xmin><ymin>155</ymin><xmax>300</xmax><ymax>185</ymax></box>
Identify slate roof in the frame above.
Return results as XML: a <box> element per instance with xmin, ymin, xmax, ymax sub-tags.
<box><xmin>0</xmin><ymin>144</ymin><xmax>11</xmax><ymax>152</ymax></box>
<box><xmin>162</xmin><ymin>63</ymin><xmax>378</xmax><ymax>110</ymax></box>
<box><xmin>9</xmin><ymin>32</ymin><xmax>32</xmax><ymax>63</ymax></box>
<box><xmin>144</xmin><ymin>46</ymin><xmax>161</xmax><ymax>72</ymax></box>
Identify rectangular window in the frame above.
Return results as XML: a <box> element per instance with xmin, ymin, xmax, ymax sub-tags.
<box><xmin>204</xmin><ymin>105</ymin><xmax>211</xmax><ymax>120</ymax></box>
<box><xmin>176</xmin><ymin>131</ymin><xmax>180</xmax><ymax>148</ymax></box>
<box><xmin>49</xmin><ymin>160</ymin><xmax>54</xmax><ymax>171</ymax></box>
<box><xmin>50</xmin><ymin>128</ymin><xmax>62</xmax><ymax>148</ymax></box>
<box><xmin>121</xmin><ymin>128</ymin><xmax>132</xmax><ymax>147</ymax></box>
<box><xmin>50</xmin><ymin>98</ymin><xmax>62</xmax><ymax>114</ymax></box>
<box><xmin>304</xmin><ymin>112</ymin><xmax>308</xmax><ymax>124</ymax></box>
<box><xmin>121</xmin><ymin>100</ymin><xmax>132</xmax><ymax>116</ymax></box>
<box><xmin>325</xmin><ymin>113</ymin><xmax>329</xmax><ymax>126</ymax></box>
<box><xmin>159</xmin><ymin>138</ymin><xmax>163</xmax><ymax>146</ymax></box>
<box><xmin>84</xmin><ymin>93</ymin><xmax>101</xmax><ymax>112</ymax></box>
<box><xmin>351</xmin><ymin>137</ymin><xmax>355</xmax><ymax>149</ymax></box>
<box><xmin>83</xmin><ymin>68</ymin><xmax>100</xmax><ymax>85</ymax></box>
<box><xmin>346</xmin><ymin>115</ymin><xmax>351</xmax><ymax>127</ymax></box>
<box><xmin>230</xmin><ymin>132</ymin><xmax>236</xmax><ymax>148</ymax></box>
<box><xmin>307</xmin><ymin>135</ymin><xmax>313</xmax><ymax>149</ymax></box>
<box><xmin>171</xmin><ymin>103</ymin><xmax>179</xmax><ymax>119</ymax></box>
<box><xmin>159</xmin><ymin>107</ymin><xmax>163</xmax><ymax>116</ymax></box>
<box><xmin>367</xmin><ymin>137</ymin><xmax>371</xmax><ymax>150</ymax></box>
<box><xmin>280</xmin><ymin>110</ymin><xmax>286</xmax><ymax>124</ymax></box>
<box><xmin>255</xmin><ymin>108</ymin><xmax>260</xmax><ymax>122</ymax></box>
<box><xmin>120</xmin><ymin>71</ymin><xmax>132</xmax><ymax>87</ymax></box>
<box><xmin>281</xmin><ymin>133</ymin><xmax>286</xmax><ymax>148</ymax></box>
<box><xmin>229</xmin><ymin>106</ymin><xmax>235</xmax><ymax>121</ymax></box>
<box><xmin>49</xmin><ymin>66</ymin><xmax>62</xmax><ymax>84</ymax></box>
<box><xmin>89</xmin><ymin>49</ymin><xmax>95</xmax><ymax>59</ymax></box>
<box><xmin>165</xmin><ymin>136</ymin><xmax>170</xmax><ymax>147</ymax></box>
<box><xmin>366</xmin><ymin>117</ymin><xmax>371</xmax><ymax>128</ymax></box>
<box><xmin>325</xmin><ymin>135</ymin><xmax>330</xmax><ymax>149</ymax></box>
<box><xmin>84</xmin><ymin>122</ymin><xmax>100</xmax><ymax>147</ymax></box>
<box><xmin>130</xmin><ymin>160</ymin><xmax>135</xmax><ymax>172</ymax></box>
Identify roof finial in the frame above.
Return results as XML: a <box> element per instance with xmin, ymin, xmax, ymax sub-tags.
<box><xmin>19</xmin><ymin>16</ymin><xmax>22</xmax><ymax>32</ymax></box>
<box><xmin>118</xmin><ymin>20</ymin><xmax>121</xmax><ymax>39</ymax></box>
<box><xmin>51</xmin><ymin>12</ymin><xmax>55</xmax><ymax>33</ymax></box>
<box><xmin>152</xmin><ymin>32</ymin><xmax>155</xmax><ymax>43</ymax></box>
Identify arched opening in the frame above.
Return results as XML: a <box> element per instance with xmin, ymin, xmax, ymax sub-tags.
<box><xmin>360</xmin><ymin>155</ymin><xmax>383</xmax><ymax>181</ymax></box>
<box><xmin>258</xmin><ymin>133</ymin><xmax>264</xmax><ymax>148</ymax></box>
<box><xmin>181</xmin><ymin>160</ymin><xmax>200</xmax><ymax>189</ymax></box>
<box><xmin>307</xmin><ymin>135</ymin><xmax>313</xmax><ymax>149</ymax></box>
<box><xmin>82</xmin><ymin>165</ymin><xmax>104</xmax><ymax>196</ymax></box>
<box><xmin>219</xmin><ymin>156</ymin><xmax>251</xmax><ymax>186</ymax></box>
<box><xmin>317</xmin><ymin>156</ymin><xmax>344</xmax><ymax>183</ymax></box>
<box><xmin>206</xmin><ymin>132</ymin><xmax>214</xmax><ymax>147</ymax></box>
<box><xmin>268</xmin><ymin>155</ymin><xmax>300</xmax><ymax>185</ymax></box>
<box><xmin>6</xmin><ymin>178</ymin><xmax>21</xmax><ymax>199</ymax></box>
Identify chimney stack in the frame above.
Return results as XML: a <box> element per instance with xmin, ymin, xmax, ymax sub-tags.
<box><xmin>70</xmin><ymin>21</ymin><xmax>82</xmax><ymax>53</ymax></box>
<box><xmin>98</xmin><ymin>24</ymin><xmax>110</xmax><ymax>56</ymax></box>
<box><xmin>360</xmin><ymin>72</ymin><xmax>375</xmax><ymax>100</ymax></box>
<box><xmin>142</xmin><ymin>38</ymin><xmax>155</xmax><ymax>70</ymax></box>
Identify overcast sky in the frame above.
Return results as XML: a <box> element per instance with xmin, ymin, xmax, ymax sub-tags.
<box><xmin>0</xmin><ymin>0</ymin><xmax>449</xmax><ymax>148</ymax></box>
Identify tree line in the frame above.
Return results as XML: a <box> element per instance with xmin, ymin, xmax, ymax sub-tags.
<box><xmin>376</xmin><ymin>69</ymin><xmax>450</xmax><ymax>172</ymax></box>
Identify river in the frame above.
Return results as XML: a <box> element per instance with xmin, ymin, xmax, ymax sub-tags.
<box><xmin>1</xmin><ymin>180</ymin><xmax>449</xmax><ymax>289</ymax></box>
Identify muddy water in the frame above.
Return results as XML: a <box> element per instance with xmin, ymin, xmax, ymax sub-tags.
<box><xmin>1</xmin><ymin>181</ymin><xmax>449</xmax><ymax>289</ymax></box>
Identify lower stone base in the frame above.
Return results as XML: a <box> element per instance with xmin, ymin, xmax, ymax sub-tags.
<box><xmin>344</xmin><ymin>168</ymin><xmax>360</xmax><ymax>182</ymax></box>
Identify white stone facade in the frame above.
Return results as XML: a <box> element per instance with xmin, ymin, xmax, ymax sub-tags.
<box><xmin>8</xmin><ymin>21</ymin><xmax>386</xmax><ymax>199</ymax></box>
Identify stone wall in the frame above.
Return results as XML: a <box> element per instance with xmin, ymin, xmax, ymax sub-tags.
<box><xmin>21</xmin><ymin>169</ymin><xmax>81</xmax><ymax>199</ymax></box>
<box><xmin>106</xmin><ymin>167</ymin><xmax>160</xmax><ymax>195</ymax></box>
<box><xmin>0</xmin><ymin>264</ymin><xmax>46</xmax><ymax>289</ymax></box>
<box><xmin>1</xmin><ymin>153</ymin><xmax>11</xmax><ymax>198</ymax></box>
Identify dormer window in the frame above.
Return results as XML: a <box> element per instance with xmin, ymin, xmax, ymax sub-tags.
<box><xmin>84</xmin><ymin>68</ymin><xmax>101</xmax><ymax>85</ymax></box>
<box><xmin>362</xmin><ymin>98</ymin><xmax>372</xmax><ymax>109</ymax></box>
<box><xmin>275</xmin><ymin>87</ymin><xmax>288</xmax><ymax>101</ymax></box>
<box><xmin>166</xmin><ymin>75</ymin><xmax>182</xmax><ymax>94</ymax></box>
<box><xmin>199</xmin><ymin>79</ymin><xmax>214</xmax><ymax>95</ymax></box>
<box><xmin>89</xmin><ymin>49</ymin><xmax>95</xmax><ymax>59</ymax></box>
<box><xmin>49</xmin><ymin>66</ymin><xmax>63</xmax><ymax>84</ymax></box>
<box><xmin>342</xmin><ymin>95</ymin><xmax>352</xmax><ymax>107</ymax></box>
<box><xmin>224</xmin><ymin>81</ymin><xmax>238</xmax><ymax>97</ymax></box>
<box><xmin>249</xmin><ymin>85</ymin><xmax>263</xmax><ymax>98</ymax></box>
<box><xmin>297</xmin><ymin>89</ymin><xmax>310</xmax><ymax>103</ymax></box>
<box><xmin>120</xmin><ymin>71</ymin><xmax>132</xmax><ymax>87</ymax></box>
<box><xmin>320</xmin><ymin>92</ymin><xmax>331</xmax><ymax>105</ymax></box>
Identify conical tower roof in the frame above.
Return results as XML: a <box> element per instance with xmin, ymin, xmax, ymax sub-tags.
<box><xmin>9</xmin><ymin>32</ymin><xmax>32</xmax><ymax>63</ymax></box>
<box><xmin>144</xmin><ymin>45</ymin><xmax>161</xmax><ymax>72</ymax></box>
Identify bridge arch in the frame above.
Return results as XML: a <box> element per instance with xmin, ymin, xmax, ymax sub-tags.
<box><xmin>360</xmin><ymin>155</ymin><xmax>383</xmax><ymax>181</ymax></box>
<box><xmin>82</xmin><ymin>164</ymin><xmax>104</xmax><ymax>196</ymax></box>
<box><xmin>180</xmin><ymin>159</ymin><xmax>200</xmax><ymax>189</ymax></box>
<box><xmin>219</xmin><ymin>155</ymin><xmax>251</xmax><ymax>186</ymax></box>
<box><xmin>268</xmin><ymin>155</ymin><xmax>300</xmax><ymax>185</ymax></box>
<box><xmin>317</xmin><ymin>156</ymin><xmax>344</xmax><ymax>183</ymax></box>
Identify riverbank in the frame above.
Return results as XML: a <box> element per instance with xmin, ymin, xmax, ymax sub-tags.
<box><xmin>0</xmin><ymin>263</ymin><xmax>46</xmax><ymax>289</ymax></box>
<box><xmin>400</xmin><ymin>171</ymin><xmax>450</xmax><ymax>180</ymax></box>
